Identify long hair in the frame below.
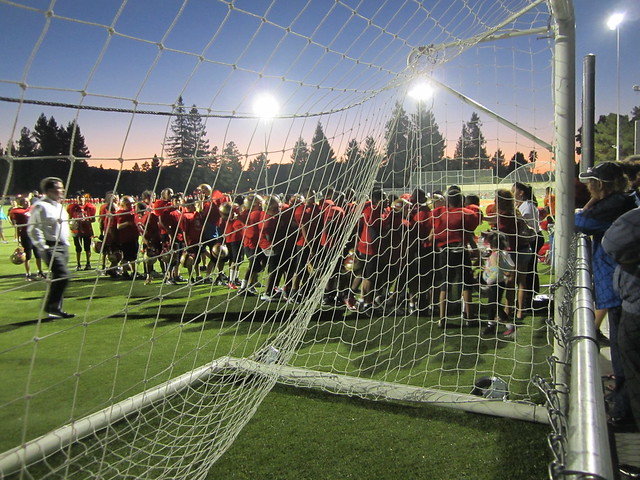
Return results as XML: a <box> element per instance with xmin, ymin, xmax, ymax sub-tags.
<box><xmin>495</xmin><ymin>188</ymin><xmax>515</xmax><ymax>216</ymax></box>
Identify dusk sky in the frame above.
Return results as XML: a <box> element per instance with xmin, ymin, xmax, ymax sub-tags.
<box><xmin>0</xmin><ymin>0</ymin><xmax>639</xmax><ymax>172</ymax></box>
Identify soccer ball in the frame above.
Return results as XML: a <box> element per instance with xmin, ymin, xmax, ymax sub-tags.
<box><xmin>10</xmin><ymin>247</ymin><xmax>26</xmax><ymax>265</ymax></box>
<box><xmin>211</xmin><ymin>243</ymin><xmax>229</xmax><ymax>259</ymax></box>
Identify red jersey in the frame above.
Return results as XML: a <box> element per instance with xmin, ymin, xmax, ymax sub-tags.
<box><xmin>137</xmin><ymin>210</ymin><xmax>161</xmax><ymax>244</ymax></box>
<box><xmin>258</xmin><ymin>212</ymin><xmax>279</xmax><ymax>250</ymax></box>
<box><xmin>409</xmin><ymin>204</ymin><xmax>432</xmax><ymax>249</ymax></box>
<box><xmin>200</xmin><ymin>200</ymin><xmax>220</xmax><ymax>240</ymax></box>
<box><xmin>294</xmin><ymin>202</ymin><xmax>322</xmax><ymax>247</ymax></box>
<box><xmin>224</xmin><ymin>216</ymin><xmax>245</xmax><ymax>244</ymax></box>
<box><xmin>320</xmin><ymin>204</ymin><xmax>345</xmax><ymax>247</ymax></box>
<box><xmin>9</xmin><ymin>207</ymin><xmax>30</xmax><ymax>235</ymax></box>
<box><xmin>67</xmin><ymin>202</ymin><xmax>96</xmax><ymax>236</ymax></box>
<box><xmin>116</xmin><ymin>207</ymin><xmax>139</xmax><ymax>244</ymax></box>
<box><xmin>152</xmin><ymin>199</ymin><xmax>172</xmax><ymax>235</ymax></box>
<box><xmin>356</xmin><ymin>201</ymin><xmax>389</xmax><ymax>256</ymax></box>
<box><xmin>429</xmin><ymin>206</ymin><xmax>480</xmax><ymax>249</ymax></box>
<box><xmin>180</xmin><ymin>211</ymin><xmax>205</xmax><ymax>246</ymax></box>
<box><xmin>160</xmin><ymin>205</ymin><xmax>183</xmax><ymax>242</ymax></box>
<box><xmin>100</xmin><ymin>203</ymin><xmax>118</xmax><ymax>245</ymax></box>
<box><xmin>243</xmin><ymin>209</ymin><xmax>264</xmax><ymax>249</ymax></box>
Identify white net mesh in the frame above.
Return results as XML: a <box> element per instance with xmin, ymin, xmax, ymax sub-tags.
<box><xmin>0</xmin><ymin>0</ymin><xmax>559</xmax><ymax>478</ymax></box>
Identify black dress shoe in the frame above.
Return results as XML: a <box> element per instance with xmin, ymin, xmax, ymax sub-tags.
<box><xmin>47</xmin><ymin>310</ymin><xmax>75</xmax><ymax>319</ymax></box>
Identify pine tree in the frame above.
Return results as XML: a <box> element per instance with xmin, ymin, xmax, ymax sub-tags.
<box><xmin>15</xmin><ymin>127</ymin><xmax>37</xmax><ymax>157</ymax></box>
<box><xmin>141</xmin><ymin>161</ymin><xmax>151</xmax><ymax>172</ymax></box>
<box><xmin>290</xmin><ymin>137</ymin><xmax>310</xmax><ymax>191</ymax></box>
<box><xmin>166</xmin><ymin>98</ymin><xmax>211</xmax><ymax>166</ymax></box>
<box><xmin>381</xmin><ymin>102</ymin><xmax>410</xmax><ymax>188</ymax></box>
<box><xmin>410</xmin><ymin>107</ymin><xmax>445</xmax><ymax>170</ymax></box>
<box><xmin>492</xmin><ymin>149</ymin><xmax>508</xmax><ymax>178</ymax></box>
<box><xmin>151</xmin><ymin>154</ymin><xmax>161</xmax><ymax>170</ymax></box>
<box><xmin>594</xmin><ymin>113</ymin><xmax>634</xmax><ymax>162</ymax></box>
<box><xmin>308</xmin><ymin>122</ymin><xmax>336</xmax><ymax>188</ymax></box>
<box><xmin>453</xmin><ymin>112</ymin><xmax>490</xmax><ymax>170</ymax></box>
<box><xmin>132</xmin><ymin>162</ymin><xmax>141</xmax><ymax>172</ymax></box>
<box><xmin>33</xmin><ymin>114</ymin><xmax>62</xmax><ymax>156</ymax></box>
<box><xmin>218</xmin><ymin>141</ymin><xmax>243</xmax><ymax>191</ymax></box>
<box><xmin>59</xmin><ymin>121</ymin><xmax>91</xmax><ymax>159</ymax></box>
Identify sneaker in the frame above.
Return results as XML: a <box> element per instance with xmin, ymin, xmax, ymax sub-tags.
<box><xmin>84</xmin><ymin>264</ymin><xmax>93</xmax><ymax>271</ymax></box>
<box><xmin>175</xmin><ymin>276</ymin><xmax>186</xmax><ymax>283</ymax></box>
<box><xmin>144</xmin><ymin>277</ymin><xmax>152</xmax><ymax>285</ymax></box>
<box><xmin>164</xmin><ymin>278</ymin><xmax>176</xmax><ymax>285</ymax></box>
<box><xmin>344</xmin><ymin>297</ymin><xmax>358</xmax><ymax>311</ymax></box>
<box><xmin>75</xmin><ymin>265</ymin><xmax>83</xmax><ymax>272</ymax></box>
<box><xmin>260</xmin><ymin>294</ymin><xmax>272</xmax><ymax>302</ymax></box>
<box><xmin>502</xmin><ymin>326</ymin><xmax>516</xmax><ymax>337</ymax></box>
<box><xmin>239</xmin><ymin>286</ymin><xmax>258</xmax><ymax>297</ymax></box>
<box><xmin>357</xmin><ymin>302</ymin><xmax>373</xmax><ymax>314</ymax></box>
<box><xmin>25</xmin><ymin>274</ymin><xmax>33</xmax><ymax>282</ymax></box>
<box><xmin>227</xmin><ymin>281</ymin><xmax>238</xmax><ymax>289</ymax></box>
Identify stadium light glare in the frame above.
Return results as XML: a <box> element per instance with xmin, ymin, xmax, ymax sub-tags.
<box><xmin>607</xmin><ymin>12</ymin><xmax>624</xmax><ymax>30</ymax></box>
<box><xmin>253</xmin><ymin>93</ymin><xmax>279</xmax><ymax>119</ymax></box>
<box><xmin>408</xmin><ymin>82</ymin><xmax>434</xmax><ymax>101</ymax></box>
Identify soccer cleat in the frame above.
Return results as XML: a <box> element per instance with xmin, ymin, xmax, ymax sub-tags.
<box><xmin>227</xmin><ymin>281</ymin><xmax>238</xmax><ymax>289</ymax></box>
<box><xmin>84</xmin><ymin>264</ymin><xmax>93</xmax><ymax>271</ymax></box>
<box><xmin>502</xmin><ymin>326</ymin><xmax>516</xmax><ymax>337</ymax></box>
<box><xmin>482</xmin><ymin>323</ymin><xmax>497</xmax><ymax>335</ymax></box>
<box><xmin>76</xmin><ymin>265</ymin><xmax>83</xmax><ymax>271</ymax></box>
<box><xmin>260</xmin><ymin>294</ymin><xmax>272</xmax><ymax>302</ymax></box>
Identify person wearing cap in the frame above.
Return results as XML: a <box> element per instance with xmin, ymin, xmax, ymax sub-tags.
<box><xmin>576</xmin><ymin>161</ymin><xmax>636</xmax><ymax>425</ymax></box>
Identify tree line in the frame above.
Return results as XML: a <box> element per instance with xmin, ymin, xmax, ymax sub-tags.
<box><xmin>2</xmin><ymin>97</ymin><xmax>639</xmax><ymax>197</ymax></box>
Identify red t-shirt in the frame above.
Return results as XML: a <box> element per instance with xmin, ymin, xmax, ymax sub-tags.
<box><xmin>357</xmin><ymin>201</ymin><xmax>389</xmax><ymax>256</ymax></box>
<box><xmin>100</xmin><ymin>203</ymin><xmax>118</xmax><ymax>245</ymax></box>
<box><xmin>67</xmin><ymin>203</ymin><xmax>96</xmax><ymax>236</ymax></box>
<box><xmin>201</xmin><ymin>200</ymin><xmax>220</xmax><ymax>238</ymax></box>
<box><xmin>180</xmin><ymin>211</ymin><xmax>205</xmax><ymax>246</ymax></box>
<box><xmin>320</xmin><ymin>204</ymin><xmax>345</xmax><ymax>247</ymax></box>
<box><xmin>409</xmin><ymin>204</ymin><xmax>432</xmax><ymax>248</ymax></box>
<box><xmin>294</xmin><ymin>202</ymin><xmax>322</xmax><ymax>247</ymax></box>
<box><xmin>137</xmin><ymin>210</ymin><xmax>161</xmax><ymax>244</ymax></box>
<box><xmin>9</xmin><ymin>207</ymin><xmax>30</xmax><ymax>236</ymax></box>
<box><xmin>224</xmin><ymin>216</ymin><xmax>245</xmax><ymax>244</ymax></box>
<box><xmin>152</xmin><ymin>199</ymin><xmax>172</xmax><ymax>235</ymax></box>
<box><xmin>259</xmin><ymin>212</ymin><xmax>279</xmax><ymax>250</ymax></box>
<box><xmin>160</xmin><ymin>206</ymin><xmax>183</xmax><ymax>242</ymax></box>
<box><xmin>243</xmin><ymin>209</ymin><xmax>263</xmax><ymax>249</ymax></box>
<box><xmin>429</xmin><ymin>206</ymin><xmax>480</xmax><ymax>249</ymax></box>
<box><xmin>116</xmin><ymin>207</ymin><xmax>139</xmax><ymax>244</ymax></box>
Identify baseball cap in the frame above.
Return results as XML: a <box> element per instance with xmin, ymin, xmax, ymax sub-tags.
<box><xmin>579</xmin><ymin>161</ymin><xmax>624</xmax><ymax>182</ymax></box>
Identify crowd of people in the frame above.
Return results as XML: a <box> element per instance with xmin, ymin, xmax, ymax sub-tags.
<box><xmin>3</xmin><ymin>157</ymin><xmax>640</xmax><ymax>435</ymax></box>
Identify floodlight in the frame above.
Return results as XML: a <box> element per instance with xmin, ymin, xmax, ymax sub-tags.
<box><xmin>253</xmin><ymin>94</ymin><xmax>279</xmax><ymax>119</ymax></box>
<box><xmin>408</xmin><ymin>82</ymin><xmax>434</xmax><ymax>101</ymax></box>
<box><xmin>607</xmin><ymin>12</ymin><xmax>624</xmax><ymax>31</ymax></box>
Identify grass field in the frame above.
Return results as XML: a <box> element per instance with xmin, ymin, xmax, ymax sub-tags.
<box><xmin>0</xmin><ymin>230</ymin><xmax>553</xmax><ymax>479</ymax></box>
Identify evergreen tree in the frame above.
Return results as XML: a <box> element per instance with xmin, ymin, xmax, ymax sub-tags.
<box><xmin>141</xmin><ymin>161</ymin><xmax>151</xmax><ymax>172</ymax></box>
<box><xmin>308</xmin><ymin>122</ymin><xmax>336</xmax><ymax>188</ymax></box>
<box><xmin>33</xmin><ymin>114</ymin><xmax>63</xmax><ymax>156</ymax></box>
<box><xmin>594</xmin><ymin>113</ymin><xmax>634</xmax><ymax>162</ymax></box>
<box><xmin>59</xmin><ymin>121</ymin><xmax>91</xmax><ymax>159</ymax></box>
<box><xmin>492</xmin><ymin>149</ymin><xmax>508</xmax><ymax>178</ymax></box>
<box><xmin>344</xmin><ymin>138</ymin><xmax>360</xmax><ymax>164</ymax></box>
<box><xmin>15</xmin><ymin>127</ymin><xmax>37</xmax><ymax>157</ymax></box>
<box><xmin>453</xmin><ymin>112</ymin><xmax>490</xmax><ymax>170</ymax></box>
<box><xmin>132</xmin><ymin>162</ymin><xmax>141</xmax><ymax>172</ymax></box>
<box><xmin>381</xmin><ymin>102</ymin><xmax>410</xmax><ymax>188</ymax></box>
<box><xmin>410</xmin><ymin>107</ymin><xmax>445</xmax><ymax>170</ymax></box>
<box><xmin>218</xmin><ymin>141</ymin><xmax>243</xmax><ymax>191</ymax></box>
<box><xmin>151</xmin><ymin>154</ymin><xmax>161</xmax><ymax>170</ymax></box>
<box><xmin>290</xmin><ymin>137</ymin><xmax>310</xmax><ymax>191</ymax></box>
<box><xmin>166</xmin><ymin>97</ymin><xmax>210</xmax><ymax>165</ymax></box>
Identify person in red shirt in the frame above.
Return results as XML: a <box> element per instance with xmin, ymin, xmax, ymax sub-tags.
<box><xmin>428</xmin><ymin>187</ymin><xmax>480</xmax><ymax>327</ymax></box>
<box><xmin>220</xmin><ymin>199</ymin><xmax>245</xmax><ymax>289</ymax></box>
<box><xmin>159</xmin><ymin>193</ymin><xmax>185</xmax><ymax>285</ymax></box>
<box><xmin>99</xmin><ymin>191</ymin><xmax>119</xmax><ymax>275</ymax></box>
<box><xmin>346</xmin><ymin>189</ymin><xmax>390</xmax><ymax>312</ymax></box>
<box><xmin>239</xmin><ymin>194</ymin><xmax>264</xmax><ymax>295</ymax></box>
<box><xmin>9</xmin><ymin>197</ymin><xmax>44</xmax><ymax>279</ymax></box>
<box><xmin>196</xmin><ymin>183</ymin><xmax>222</xmax><ymax>278</ymax></box>
<box><xmin>258</xmin><ymin>195</ymin><xmax>284</xmax><ymax>300</ymax></box>
<box><xmin>116</xmin><ymin>195</ymin><xmax>140</xmax><ymax>280</ymax></box>
<box><xmin>291</xmin><ymin>190</ymin><xmax>322</xmax><ymax>300</ymax></box>
<box><xmin>404</xmin><ymin>188</ymin><xmax>433</xmax><ymax>313</ymax></box>
<box><xmin>67</xmin><ymin>193</ymin><xmax>96</xmax><ymax>271</ymax></box>
<box><xmin>179</xmin><ymin>199</ymin><xmax>210</xmax><ymax>283</ymax></box>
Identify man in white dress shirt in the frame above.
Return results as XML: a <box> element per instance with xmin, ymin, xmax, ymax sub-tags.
<box><xmin>27</xmin><ymin>177</ymin><xmax>75</xmax><ymax>319</ymax></box>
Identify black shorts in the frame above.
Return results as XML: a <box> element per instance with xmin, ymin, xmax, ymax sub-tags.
<box><xmin>20</xmin><ymin>233</ymin><xmax>40</xmax><ymax>261</ymax></box>
<box><xmin>434</xmin><ymin>246</ymin><xmax>474</xmax><ymax>291</ymax></box>
<box><xmin>227</xmin><ymin>241</ymin><xmax>243</xmax><ymax>264</ymax></box>
<box><xmin>73</xmin><ymin>235</ymin><xmax>92</xmax><ymax>253</ymax></box>
<box><xmin>119</xmin><ymin>241</ymin><xmax>139</xmax><ymax>262</ymax></box>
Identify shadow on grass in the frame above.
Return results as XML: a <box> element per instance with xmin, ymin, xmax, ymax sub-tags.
<box><xmin>0</xmin><ymin>315</ymin><xmax>58</xmax><ymax>334</ymax></box>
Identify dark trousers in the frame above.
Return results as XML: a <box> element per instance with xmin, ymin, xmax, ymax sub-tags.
<box><xmin>42</xmin><ymin>244</ymin><xmax>70</xmax><ymax>312</ymax></box>
<box><xmin>619</xmin><ymin>308</ymin><xmax>640</xmax><ymax>429</ymax></box>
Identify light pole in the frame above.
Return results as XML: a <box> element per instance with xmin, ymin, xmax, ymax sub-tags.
<box><xmin>252</xmin><ymin>93</ymin><xmax>279</xmax><ymax>193</ymax></box>
<box><xmin>608</xmin><ymin>12</ymin><xmax>624</xmax><ymax>161</ymax></box>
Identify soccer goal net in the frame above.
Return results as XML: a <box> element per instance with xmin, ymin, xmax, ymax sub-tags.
<box><xmin>0</xmin><ymin>0</ymin><xmax>574</xmax><ymax>478</ymax></box>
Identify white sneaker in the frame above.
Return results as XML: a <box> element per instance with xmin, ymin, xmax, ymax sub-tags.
<box><xmin>260</xmin><ymin>294</ymin><xmax>272</xmax><ymax>302</ymax></box>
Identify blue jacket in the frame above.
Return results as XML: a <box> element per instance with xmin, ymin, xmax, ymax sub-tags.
<box><xmin>575</xmin><ymin>193</ymin><xmax>636</xmax><ymax>309</ymax></box>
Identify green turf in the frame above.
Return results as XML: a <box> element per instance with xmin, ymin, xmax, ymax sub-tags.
<box><xmin>0</xmin><ymin>236</ymin><xmax>553</xmax><ymax>479</ymax></box>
